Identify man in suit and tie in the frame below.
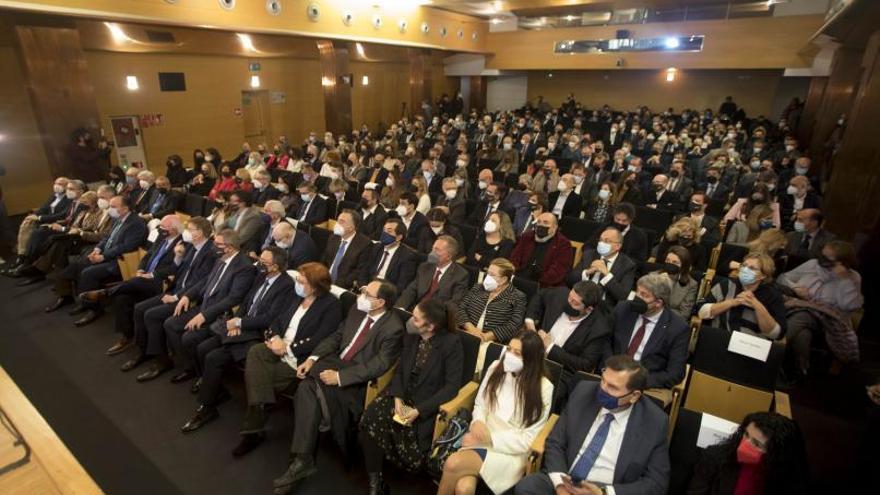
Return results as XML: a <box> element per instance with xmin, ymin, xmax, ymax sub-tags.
<box><xmin>517</xmin><ymin>132</ymin><xmax>536</xmax><ymax>168</ymax></box>
<box><xmin>676</xmin><ymin>191</ymin><xmax>721</xmax><ymax>247</ymax></box>
<box><xmin>136</xmin><ymin>229</ymin><xmax>255</xmax><ymax>382</ymax></box>
<box><xmin>368</xmin><ymin>218</ymin><xmax>417</xmax><ymax>294</ymax></box>
<box><xmin>784</xmin><ymin>208</ymin><xmax>836</xmax><ymax>268</ymax></box>
<box><xmin>700</xmin><ymin>166</ymin><xmax>730</xmax><ymax>203</ymax></box>
<box><xmin>589</xmin><ymin>203</ymin><xmax>649</xmax><ymax>264</ymax></box>
<box><xmin>80</xmin><ymin>214</ymin><xmax>185</xmax><ymax>351</ymax></box>
<box><xmin>132</xmin><ymin>170</ymin><xmax>158</xmax><ymax>214</ymax></box>
<box><xmin>549</xmin><ymin>174</ymin><xmax>583</xmax><ymax>219</ymax></box>
<box><xmin>395</xmin><ymin>235</ymin><xmax>469</xmax><ymax>311</ymax></box>
<box><xmin>603</xmin><ymin>273</ymin><xmax>689</xmax><ymax>392</ymax></box>
<box><xmin>121</xmin><ymin>217</ymin><xmax>217</xmax><ymax>374</ymax></box>
<box><xmin>289</xmin><ymin>181</ymin><xmax>329</xmax><ymax>227</ymax></box>
<box><xmin>251</xmin><ymin>169</ymin><xmax>281</xmax><ymax>206</ymax></box>
<box><xmin>62</xmin><ymin>195</ymin><xmax>148</xmax><ymax>326</ymax></box>
<box><xmin>643</xmin><ymin>174</ymin><xmax>680</xmax><ymax>212</ymax></box>
<box><xmin>665</xmin><ymin>160</ymin><xmax>694</xmax><ymax>209</ymax></box>
<box><xmin>525</xmin><ymin>281</ymin><xmax>614</xmax><ymax>408</ymax></box>
<box><xmin>606</xmin><ymin>122</ymin><xmax>624</xmax><ymax>152</ymax></box>
<box><xmin>272</xmin><ymin>279</ymin><xmax>404</xmax><ymax>491</ymax></box>
<box><xmin>435</xmin><ymin>177</ymin><xmax>467</xmax><ymax>225</ymax></box>
<box><xmin>138</xmin><ymin>176</ymin><xmax>179</xmax><ymax>222</ymax></box>
<box><xmin>179</xmin><ymin>246</ymin><xmax>295</xmax><ymax>433</ymax></box>
<box><xmin>5</xmin><ymin>176</ymin><xmax>72</xmax><ymax>272</ymax></box>
<box><xmin>567</xmin><ymin>227</ymin><xmax>637</xmax><ymax>305</ymax></box>
<box><xmin>468</xmin><ymin>182</ymin><xmax>508</xmax><ymax>228</ymax></box>
<box><xmin>514</xmin><ymin>355</ymin><xmax>670</xmax><ymax>495</ymax></box>
<box><xmin>358</xmin><ymin>188</ymin><xmax>387</xmax><ymax>240</ymax></box>
<box><xmin>395</xmin><ymin>193</ymin><xmax>428</xmax><ymax>248</ymax></box>
<box><xmin>270</xmin><ymin>222</ymin><xmax>318</xmax><ymax>270</ymax></box>
<box><xmin>322</xmin><ymin>210</ymin><xmax>373</xmax><ymax>290</ymax></box>
<box><xmin>514</xmin><ymin>192</ymin><xmax>547</xmax><ymax>237</ymax></box>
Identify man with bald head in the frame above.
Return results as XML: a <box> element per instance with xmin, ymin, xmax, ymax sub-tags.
<box><xmin>643</xmin><ymin>173</ymin><xmax>680</xmax><ymax>211</ymax></box>
<box><xmin>548</xmin><ymin>173</ymin><xmax>582</xmax><ymax>219</ymax></box>
<box><xmin>510</xmin><ymin>212</ymin><xmax>573</xmax><ymax>288</ymax></box>
<box><xmin>270</xmin><ymin>221</ymin><xmax>317</xmax><ymax>269</ymax></box>
<box><xmin>784</xmin><ymin>208</ymin><xmax>836</xmax><ymax>267</ymax></box>
<box><xmin>566</xmin><ymin>226</ymin><xmax>637</xmax><ymax>305</ymax></box>
<box><xmin>140</xmin><ymin>176</ymin><xmax>179</xmax><ymax>221</ymax></box>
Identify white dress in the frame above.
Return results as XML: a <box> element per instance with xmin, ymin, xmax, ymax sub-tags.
<box><xmin>471</xmin><ymin>361</ymin><xmax>554</xmax><ymax>494</ymax></box>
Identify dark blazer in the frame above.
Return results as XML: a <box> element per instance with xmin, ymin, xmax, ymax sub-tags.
<box><xmin>544</xmin><ymin>381</ymin><xmax>670</xmax><ymax>495</ymax></box>
<box><xmin>232</xmin><ymin>207</ymin><xmax>267</xmax><ymax>255</ymax></box>
<box><xmin>566</xmin><ymin>249</ymin><xmax>637</xmax><ymax>305</ymax></box>
<box><xmin>435</xmin><ymin>196</ymin><xmax>467</xmax><ymax>225</ymax></box>
<box><xmin>143</xmin><ymin>188</ymin><xmax>180</xmax><ymax>218</ymax></box>
<box><xmin>360</xmin><ymin>205</ymin><xmax>389</xmax><ymax>240</ymax></box>
<box><xmin>171</xmin><ymin>241</ymin><xmax>218</xmax><ymax>295</ymax></box>
<box><xmin>396</xmin><ymin>261</ymin><xmax>470</xmax><ymax>311</ymax></box>
<box><xmin>667</xmin><ymin>176</ymin><xmax>694</xmax><ymax>204</ymax></box>
<box><xmin>137</xmin><ymin>233</ymin><xmax>182</xmax><ymax>282</ymax></box>
<box><xmin>548</xmin><ymin>191</ymin><xmax>583</xmax><ymax>219</ymax></box>
<box><xmin>527</xmin><ymin>287</ymin><xmax>613</xmax><ymax>374</ymax></box>
<box><xmin>34</xmin><ymin>193</ymin><xmax>72</xmax><ymax>222</ymax></box>
<box><xmin>96</xmin><ymin>213</ymin><xmax>148</xmax><ymax>260</ymax></box>
<box><xmin>310</xmin><ymin>309</ymin><xmax>404</xmax><ymax>387</ymax></box>
<box><xmin>778</xmin><ymin>191</ymin><xmax>822</xmax><ymax>230</ymax></box>
<box><xmin>132</xmin><ymin>186</ymin><xmax>156</xmax><ymax>214</ymax></box>
<box><xmin>252</xmin><ymin>185</ymin><xmax>281</xmax><ymax>206</ymax></box>
<box><xmin>283</xmin><ymin>230</ymin><xmax>319</xmax><ymax>269</ymax></box>
<box><xmin>701</xmin><ymin>182</ymin><xmax>731</xmax><ymax>203</ymax></box>
<box><xmin>509</xmin><ymin>231</ymin><xmax>574</xmax><ymax>288</ymax></box>
<box><xmin>321</xmin><ymin>232</ymin><xmax>373</xmax><ymax>289</ymax></box>
<box><xmin>604</xmin><ymin>300</ymin><xmax>690</xmax><ymax>389</ymax></box>
<box><xmin>642</xmin><ymin>189</ymin><xmax>681</xmax><ymax>212</ymax></box>
<box><xmin>591</xmin><ymin>224</ymin><xmax>650</xmax><ymax>264</ymax></box>
<box><xmin>387</xmin><ymin>331</ymin><xmax>463</xmax><ymax>449</ymax></box>
<box><xmin>403</xmin><ymin>212</ymin><xmax>428</xmax><ymax>248</ymax></box>
<box><xmin>675</xmin><ymin>213</ymin><xmax>722</xmax><ymax>248</ymax></box>
<box><xmin>267</xmin><ymin>292</ymin><xmax>342</xmax><ymax>363</ymax></box>
<box><xmin>468</xmin><ymin>201</ymin><xmax>512</xmax><ymax>227</ymax></box>
<box><xmin>184</xmin><ymin>252</ymin><xmax>257</xmax><ymax>322</ymax></box>
<box><xmin>367</xmin><ymin>243</ymin><xmax>418</xmax><ymax>294</ymax></box>
<box><xmin>289</xmin><ymin>194</ymin><xmax>329</xmax><ymax>226</ymax></box>
<box><xmin>513</xmin><ymin>208</ymin><xmax>537</xmax><ymax>237</ymax></box>
<box><xmin>784</xmin><ymin>228</ymin><xmax>835</xmax><ymax>267</ymax></box>
<box><xmin>226</xmin><ymin>271</ymin><xmax>296</xmax><ymax>341</ymax></box>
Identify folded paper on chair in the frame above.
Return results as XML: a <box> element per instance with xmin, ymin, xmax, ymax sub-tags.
<box><xmin>727</xmin><ymin>330</ymin><xmax>771</xmax><ymax>362</ymax></box>
<box><xmin>696</xmin><ymin>413</ymin><xmax>739</xmax><ymax>448</ymax></box>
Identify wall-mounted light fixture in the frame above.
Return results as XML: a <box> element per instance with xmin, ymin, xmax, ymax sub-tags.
<box><xmin>126</xmin><ymin>75</ymin><xmax>139</xmax><ymax>90</ymax></box>
<box><xmin>250</xmin><ymin>75</ymin><xmax>261</xmax><ymax>88</ymax></box>
<box><xmin>666</xmin><ymin>67</ymin><xmax>677</xmax><ymax>82</ymax></box>
<box><xmin>362</xmin><ymin>75</ymin><xmax>369</xmax><ymax>86</ymax></box>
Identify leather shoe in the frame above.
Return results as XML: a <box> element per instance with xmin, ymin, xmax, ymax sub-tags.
<box><xmin>106</xmin><ymin>338</ymin><xmax>132</xmax><ymax>356</ymax></box>
<box><xmin>368</xmin><ymin>472</ymin><xmax>389</xmax><ymax>495</ymax></box>
<box><xmin>180</xmin><ymin>405</ymin><xmax>219</xmax><ymax>433</ymax></box>
<box><xmin>190</xmin><ymin>377</ymin><xmax>202</xmax><ymax>394</ymax></box>
<box><xmin>73</xmin><ymin>310</ymin><xmax>102</xmax><ymax>327</ymax></box>
<box><xmin>80</xmin><ymin>289</ymin><xmax>108</xmax><ymax>303</ymax></box>
<box><xmin>232</xmin><ymin>432</ymin><xmax>265</xmax><ymax>458</ymax></box>
<box><xmin>121</xmin><ymin>354</ymin><xmax>147</xmax><ymax>372</ymax></box>
<box><xmin>68</xmin><ymin>304</ymin><xmax>87</xmax><ymax>316</ymax></box>
<box><xmin>272</xmin><ymin>456</ymin><xmax>317</xmax><ymax>492</ymax></box>
<box><xmin>170</xmin><ymin>370</ymin><xmax>195</xmax><ymax>384</ymax></box>
<box><xmin>16</xmin><ymin>274</ymin><xmax>45</xmax><ymax>287</ymax></box>
<box><xmin>45</xmin><ymin>296</ymin><xmax>73</xmax><ymax>313</ymax></box>
<box><xmin>136</xmin><ymin>359</ymin><xmax>173</xmax><ymax>382</ymax></box>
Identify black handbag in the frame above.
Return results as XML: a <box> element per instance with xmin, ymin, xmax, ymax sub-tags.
<box><xmin>425</xmin><ymin>407</ymin><xmax>472</xmax><ymax>480</ymax></box>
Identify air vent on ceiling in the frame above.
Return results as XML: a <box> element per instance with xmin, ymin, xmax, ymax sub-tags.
<box><xmin>145</xmin><ymin>30</ymin><xmax>176</xmax><ymax>43</ymax></box>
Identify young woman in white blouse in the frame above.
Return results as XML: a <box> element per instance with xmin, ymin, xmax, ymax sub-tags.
<box><xmin>438</xmin><ymin>331</ymin><xmax>554</xmax><ymax>495</ymax></box>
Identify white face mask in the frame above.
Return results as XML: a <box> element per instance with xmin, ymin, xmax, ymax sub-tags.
<box><xmin>252</xmin><ymin>180</ymin><xmax>265</xmax><ymax>189</ymax></box>
<box><xmin>65</xmin><ymin>190</ymin><xmax>77</xmax><ymax>200</ymax></box>
<box><xmin>356</xmin><ymin>293</ymin><xmax>374</xmax><ymax>313</ymax></box>
<box><xmin>597</xmin><ymin>241</ymin><xmax>612</xmax><ymax>257</ymax></box>
<box><xmin>108</xmin><ymin>207</ymin><xmax>121</xmax><ymax>219</ymax></box>
<box><xmin>573</xmin><ymin>174</ymin><xmax>584</xmax><ymax>185</ymax></box>
<box><xmin>502</xmin><ymin>352</ymin><xmax>523</xmax><ymax>374</ymax></box>
<box><xmin>385</xmin><ymin>177</ymin><xmax>395</xmax><ymax>187</ymax></box>
<box><xmin>139</xmin><ymin>180</ymin><xmax>150</xmax><ymax>189</ymax></box>
<box><xmin>332</xmin><ymin>223</ymin><xmax>346</xmax><ymax>237</ymax></box>
<box><xmin>482</xmin><ymin>274</ymin><xmax>500</xmax><ymax>292</ymax></box>
<box><xmin>53</xmin><ymin>184</ymin><xmax>65</xmax><ymax>194</ymax></box>
<box><xmin>395</xmin><ymin>205</ymin><xmax>409</xmax><ymax>217</ymax></box>
<box><xmin>329</xmin><ymin>172</ymin><xmax>340</xmax><ymax>180</ymax></box>
<box><xmin>598</xmin><ymin>189</ymin><xmax>611</xmax><ymax>201</ymax></box>
<box><xmin>430</xmin><ymin>225</ymin><xmax>443</xmax><ymax>235</ymax></box>
<box><xmin>275</xmin><ymin>238</ymin><xmax>291</xmax><ymax>249</ymax></box>
<box><xmin>97</xmin><ymin>198</ymin><xmax>110</xmax><ymax>210</ymax></box>
<box><xmin>182</xmin><ymin>230</ymin><xmax>194</xmax><ymax>243</ymax></box>
<box><xmin>786</xmin><ymin>185</ymin><xmax>799</xmax><ymax>196</ymax></box>
<box><xmin>445</xmin><ymin>189</ymin><xmax>457</xmax><ymax>200</ymax></box>
<box><xmin>455</xmin><ymin>178</ymin><xmax>465</xmax><ymax>187</ymax></box>
<box><xmin>478</xmin><ymin>180</ymin><xmax>488</xmax><ymax>190</ymax></box>
<box><xmin>456</xmin><ymin>160</ymin><xmax>466</xmax><ymax>168</ymax></box>
<box><xmin>557</xmin><ymin>181</ymin><xmax>570</xmax><ymax>193</ymax></box>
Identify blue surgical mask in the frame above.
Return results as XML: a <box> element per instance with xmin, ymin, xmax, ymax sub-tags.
<box><xmin>596</xmin><ymin>386</ymin><xmax>622</xmax><ymax>410</ymax></box>
<box><xmin>738</xmin><ymin>266</ymin><xmax>758</xmax><ymax>285</ymax></box>
<box><xmin>596</xmin><ymin>241</ymin><xmax>612</xmax><ymax>257</ymax></box>
<box><xmin>379</xmin><ymin>231</ymin><xmax>396</xmax><ymax>246</ymax></box>
<box><xmin>793</xmin><ymin>221</ymin><xmax>806</xmax><ymax>233</ymax></box>
<box><xmin>295</xmin><ymin>281</ymin><xmax>307</xmax><ymax>298</ymax></box>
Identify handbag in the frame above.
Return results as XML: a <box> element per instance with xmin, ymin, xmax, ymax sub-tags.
<box><xmin>425</xmin><ymin>407</ymin><xmax>472</xmax><ymax>480</ymax></box>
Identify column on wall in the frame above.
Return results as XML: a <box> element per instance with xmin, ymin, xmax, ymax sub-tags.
<box><xmin>316</xmin><ymin>39</ymin><xmax>353</xmax><ymax>137</ymax></box>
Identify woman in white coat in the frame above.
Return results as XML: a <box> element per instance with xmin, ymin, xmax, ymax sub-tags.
<box><xmin>438</xmin><ymin>331</ymin><xmax>553</xmax><ymax>495</ymax></box>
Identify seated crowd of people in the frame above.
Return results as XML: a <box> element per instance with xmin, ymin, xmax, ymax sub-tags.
<box><xmin>2</xmin><ymin>96</ymin><xmax>853</xmax><ymax>495</ymax></box>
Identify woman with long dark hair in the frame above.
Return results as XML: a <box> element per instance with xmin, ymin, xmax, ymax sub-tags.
<box><xmin>438</xmin><ymin>331</ymin><xmax>553</xmax><ymax>495</ymax></box>
<box><xmin>688</xmin><ymin>411</ymin><xmax>809</xmax><ymax>495</ymax></box>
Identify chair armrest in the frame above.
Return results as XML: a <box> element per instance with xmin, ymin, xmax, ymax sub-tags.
<box><xmin>527</xmin><ymin>414</ymin><xmax>560</xmax><ymax>474</ymax></box>
<box><xmin>774</xmin><ymin>391</ymin><xmax>792</xmax><ymax>419</ymax></box>
<box><xmin>433</xmin><ymin>381</ymin><xmax>479</xmax><ymax>441</ymax></box>
<box><xmin>365</xmin><ymin>362</ymin><xmax>398</xmax><ymax>407</ymax></box>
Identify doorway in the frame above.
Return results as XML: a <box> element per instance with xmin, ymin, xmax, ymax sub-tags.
<box><xmin>241</xmin><ymin>90</ymin><xmax>272</xmax><ymax>147</ymax></box>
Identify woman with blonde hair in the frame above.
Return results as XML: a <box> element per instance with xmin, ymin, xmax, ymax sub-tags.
<box><xmin>726</xmin><ymin>228</ymin><xmax>789</xmax><ymax>277</ymax></box>
<box><xmin>656</xmin><ymin>216</ymin><xmax>708</xmax><ymax>271</ymax></box>
<box><xmin>727</xmin><ymin>203</ymin><xmax>774</xmax><ymax>245</ymax></box>
<box><xmin>410</xmin><ymin>175</ymin><xmax>432</xmax><ymax>215</ymax></box>
<box><xmin>467</xmin><ymin>211</ymin><xmax>516</xmax><ymax>270</ymax></box>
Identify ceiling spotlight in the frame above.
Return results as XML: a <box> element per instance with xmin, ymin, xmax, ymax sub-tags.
<box><xmin>664</xmin><ymin>37</ymin><xmax>680</xmax><ymax>49</ymax></box>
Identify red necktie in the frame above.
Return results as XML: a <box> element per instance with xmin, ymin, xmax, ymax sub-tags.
<box><xmin>342</xmin><ymin>317</ymin><xmax>373</xmax><ymax>361</ymax></box>
<box><xmin>626</xmin><ymin>316</ymin><xmax>649</xmax><ymax>357</ymax></box>
<box><xmin>420</xmin><ymin>268</ymin><xmax>442</xmax><ymax>304</ymax></box>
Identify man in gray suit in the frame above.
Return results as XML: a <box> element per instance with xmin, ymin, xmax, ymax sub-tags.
<box><xmin>227</xmin><ymin>190</ymin><xmax>266</xmax><ymax>255</ymax></box>
<box><xmin>272</xmin><ymin>279</ymin><xmax>404</xmax><ymax>493</ymax></box>
<box><xmin>515</xmin><ymin>355</ymin><xmax>669</xmax><ymax>495</ymax></box>
<box><xmin>395</xmin><ymin>235</ymin><xmax>469</xmax><ymax>311</ymax></box>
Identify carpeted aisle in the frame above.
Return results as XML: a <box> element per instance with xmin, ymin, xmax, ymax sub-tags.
<box><xmin>0</xmin><ymin>276</ymin><xmax>434</xmax><ymax>494</ymax></box>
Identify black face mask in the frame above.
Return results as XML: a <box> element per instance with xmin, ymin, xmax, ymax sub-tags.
<box><xmin>563</xmin><ymin>303</ymin><xmax>582</xmax><ymax>317</ymax></box>
<box><xmin>670</xmin><ymin>170</ymin><xmax>680</xmax><ymax>178</ymax></box>
<box><xmin>529</xmin><ymin>202</ymin><xmax>539</xmax><ymax>211</ymax></box>
<box><xmin>689</xmin><ymin>202</ymin><xmax>703</xmax><ymax>213</ymax></box>
<box><xmin>707</xmin><ymin>176</ymin><xmax>718</xmax><ymax>184</ymax></box>
<box><xmin>535</xmin><ymin>225</ymin><xmax>550</xmax><ymax>238</ymax></box>
<box><xmin>222</xmin><ymin>171</ymin><xmax>232</xmax><ymax>178</ymax></box>
<box><xmin>612</xmin><ymin>222</ymin><xmax>628</xmax><ymax>232</ymax></box>
<box><xmin>629</xmin><ymin>297</ymin><xmax>649</xmax><ymax>314</ymax></box>
<box><xmin>664</xmin><ymin>263</ymin><xmax>681</xmax><ymax>275</ymax></box>
<box><xmin>817</xmin><ymin>254</ymin><xmax>836</xmax><ymax>269</ymax></box>
<box><xmin>359</xmin><ymin>198</ymin><xmax>370</xmax><ymax>209</ymax></box>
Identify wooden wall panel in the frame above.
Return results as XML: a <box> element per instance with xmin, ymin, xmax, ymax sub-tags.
<box><xmin>486</xmin><ymin>15</ymin><xmax>823</xmax><ymax>70</ymax></box>
<box><xmin>350</xmin><ymin>60</ymin><xmax>409</xmax><ymax>132</ymax></box>
<box><xmin>317</xmin><ymin>40</ymin><xmax>353</xmax><ymax>138</ymax></box>
<box><xmin>409</xmin><ymin>48</ymin><xmax>430</xmax><ymax>118</ymax></box>
<box><xmin>797</xmin><ymin>76</ymin><xmax>828</xmax><ymax>146</ymax></box>
<box><xmin>469</xmin><ymin>76</ymin><xmax>487</xmax><ymax>112</ymax></box>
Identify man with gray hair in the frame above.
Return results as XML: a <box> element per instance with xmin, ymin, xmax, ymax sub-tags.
<box><xmin>602</xmin><ymin>272</ymin><xmax>689</xmax><ymax>390</ymax></box>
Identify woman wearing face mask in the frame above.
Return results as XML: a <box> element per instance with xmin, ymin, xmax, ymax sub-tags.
<box><xmin>379</xmin><ymin>168</ymin><xmax>404</xmax><ymax>210</ymax></box>
<box><xmin>203</xmin><ymin>147</ymin><xmax>222</xmax><ymax>169</ymax></box>
<box><xmin>653</xmin><ymin>246</ymin><xmax>698</xmax><ymax>320</ymax></box>
<box><xmin>456</xmin><ymin>258</ymin><xmax>526</xmax><ymax>344</ymax></box>
<box><xmin>687</xmin><ymin>411</ymin><xmax>808</xmax><ymax>495</ymax></box>
<box><xmin>656</xmin><ymin>217</ymin><xmax>708</xmax><ymax>272</ymax></box>
<box><xmin>418</xmin><ymin>208</ymin><xmax>463</xmax><ymax>255</ymax></box>
<box><xmin>285</xmin><ymin>147</ymin><xmax>305</xmax><ymax>173</ymax></box>
<box><xmin>725</xmin><ymin>183</ymin><xmax>780</xmax><ymax>230</ymax></box>
<box><xmin>410</xmin><ymin>175</ymin><xmax>432</xmax><ymax>215</ymax></box>
<box><xmin>698</xmin><ymin>252</ymin><xmax>788</xmax><ymax>340</ymax></box>
<box><xmin>614</xmin><ymin>170</ymin><xmax>644</xmax><ymax>205</ymax></box>
<box><xmin>358</xmin><ymin>300</ymin><xmax>463</xmax><ymax>493</ymax></box>
<box><xmin>189</xmin><ymin>159</ymin><xmax>218</xmax><ymax>197</ymax></box>
<box><xmin>208</xmin><ymin>163</ymin><xmax>239</xmax><ymax>201</ymax></box>
<box><xmin>233</xmin><ymin>262</ymin><xmax>341</xmax><ymax>458</ymax></box>
<box><xmin>727</xmin><ymin>204</ymin><xmax>775</xmax><ymax>245</ymax></box>
<box><xmin>438</xmin><ymin>330</ymin><xmax>552</xmax><ymax>495</ymax></box>
<box><xmin>585</xmin><ymin>181</ymin><xmax>618</xmax><ymax>224</ymax></box>
<box><xmin>467</xmin><ymin>212</ymin><xmax>516</xmax><ymax>270</ymax></box>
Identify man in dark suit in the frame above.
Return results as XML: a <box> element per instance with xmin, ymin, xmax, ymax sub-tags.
<box><xmin>395</xmin><ymin>193</ymin><xmax>428</xmax><ymax>248</ymax></box>
<box><xmin>322</xmin><ymin>210</ymin><xmax>373</xmax><ymax>290</ymax></box>
<box><xmin>136</xmin><ymin>229</ymin><xmax>255</xmax><ymax>382</ymax></box>
<box><xmin>368</xmin><ymin>218</ymin><xmax>417</xmax><ymax>294</ymax></box>
<box><xmin>700</xmin><ymin>166</ymin><xmax>730</xmax><ymax>203</ymax></box>
<box><xmin>80</xmin><ymin>214</ymin><xmax>185</xmax><ymax>351</ymax></box>
<box><xmin>517</xmin><ymin>133</ymin><xmax>536</xmax><ymax>168</ymax></box>
<box><xmin>179</xmin><ymin>246</ymin><xmax>295</xmax><ymax>433</ymax></box>
<box><xmin>272</xmin><ymin>280</ymin><xmax>404</xmax><ymax>491</ymax></box>
<box><xmin>779</xmin><ymin>175</ymin><xmax>822</xmax><ymax>231</ymax></box>
<box><xmin>270</xmin><ymin>222</ymin><xmax>317</xmax><ymax>270</ymax></box>
<box><xmin>525</xmin><ymin>281</ymin><xmax>613</xmax><ymax>407</ymax></box>
<box><xmin>468</xmin><ymin>182</ymin><xmax>510</xmax><ymax>228</ymax></box>
<box><xmin>358</xmin><ymin>188</ymin><xmax>387</xmax><ymax>240</ymax></box>
<box><xmin>64</xmin><ymin>195</ymin><xmax>148</xmax><ymax>326</ymax></box>
<box><xmin>251</xmin><ymin>169</ymin><xmax>281</xmax><ymax>206</ymax></box>
<box><xmin>642</xmin><ymin>174</ymin><xmax>680</xmax><ymax>212</ymax></box>
<box><xmin>603</xmin><ymin>273</ymin><xmax>689</xmax><ymax>391</ymax></box>
<box><xmin>435</xmin><ymin>177</ymin><xmax>467</xmax><ymax>225</ymax></box>
<box><xmin>548</xmin><ymin>174</ymin><xmax>583</xmax><ymax>219</ymax></box>
<box><xmin>677</xmin><ymin>191</ymin><xmax>721</xmax><ymax>247</ymax></box>
<box><xmin>590</xmin><ymin>203</ymin><xmax>650</xmax><ymax>264</ymax></box>
<box><xmin>511</xmin><ymin>212</ymin><xmax>574</xmax><ymax>288</ymax></box>
<box><xmin>666</xmin><ymin>160</ymin><xmax>694</xmax><ymax>208</ymax></box>
<box><xmin>132</xmin><ymin>170</ymin><xmax>158</xmax><ymax>214</ymax></box>
<box><xmin>566</xmin><ymin>227</ymin><xmax>637</xmax><ymax>305</ymax></box>
<box><xmin>784</xmin><ymin>208</ymin><xmax>835</xmax><ymax>268</ymax></box>
<box><xmin>515</xmin><ymin>356</ymin><xmax>670</xmax><ymax>495</ymax></box>
<box><xmin>395</xmin><ymin>235</ymin><xmax>469</xmax><ymax>311</ymax></box>
<box><xmin>120</xmin><ymin>217</ymin><xmax>218</xmax><ymax>373</ymax></box>
<box><xmin>289</xmin><ymin>181</ymin><xmax>329</xmax><ymax>227</ymax></box>
<box><xmin>138</xmin><ymin>176</ymin><xmax>180</xmax><ymax>222</ymax></box>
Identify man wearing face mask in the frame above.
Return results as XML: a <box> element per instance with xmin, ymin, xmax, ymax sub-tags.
<box><xmin>418</xmin><ymin>208</ymin><xmax>463</xmax><ymax>256</ymax></box>
<box><xmin>549</xmin><ymin>174</ymin><xmax>582</xmax><ymax>219</ymax></box>
<box><xmin>604</xmin><ymin>273</ymin><xmax>689</xmax><ymax>391</ymax></box>
<box><xmin>533</xmin><ymin>159</ymin><xmax>561</xmax><ymax>195</ymax></box>
<box><xmin>270</xmin><ymin>222</ymin><xmax>317</xmax><ymax>270</ymax></box>
<box><xmin>779</xmin><ymin>176</ymin><xmax>822</xmax><ymax>231</ymax></box>
<box><xmin>435</xmin><ymin>177</ymin><xmax>467</xmax><ymax>225</ymax></box>
<box><xmin>396</xmin><ymin>236</ymin><xmax>469</xmax><ymax>311</ymax></box>
<box><xmin>289</xmin><ymin>181</ymin><xmax>329</xmax><ymax>227</ymax></box>
<box><xmin>139</xmin><ymin>176</ymin><xmax>179</xmax><ymax>222</ymax></box>
<box><xmin>525</xmin><ymin>281</ymin><xmax>613</xmax><ymax>407</ymax></box>
<box><xmin>676</xmin><ymin>192</ymin><xmax>721</xmax><ymax>247</ymax></box>
<box><xmin>510</xmin><ymin>212</ymin><xmax>573</xmax><ymax>288</ymax></box>
<box><xmin>251</xmin><ymin>169</ymin><xmax>280</xmax><ymax>206</ymax></box>
<box><xmin>566</xmin><ymin>228</ymin><xmax>636</xmax><ymax>306</ymax></box>
<box><xmin>225</xmin><ymin>191</ymin><xmax>265</xmax><ymax>255</ymax></box>
<box><xmin>132</xmin><ymin>170</ymin><xmax>157</xmax><ymax>214</ymax></box>
<box><xmin>321</xmin><ymin>210</ymin><xmax>372</xmax><ymax>290</ymax></box>
<box><xmin>469</xmin><ymin>182</ymin><xmax>505</xmax><ymax>227</ymax></box>
<box><xmin>665</xmin><ymin>160</ymin><xmax>693</xmax><ymax>205</ymax></box>
<box><xmin>3</xmin><ymin>177</ymin><xmax>73</xmax><ymax>273</ymax></box>
<box><xmin>367</xmin><ymin>219</ymin><xmax>417</xmax><ymax>294</ymax></box>
<box><xmin>394</xmin><ymin>193</ymin><xmax>428</xmax><ymax>247</ymax></box>
<box><xmin>515</xmin><ymin>355</ymin><xmax>669</xmax><ymax>495</ymax></box>
<box><xmin>700</xmin><ymin>166</ymin><xmax>730</xmax><ymax>202</ymax></box>
<box><xmin>643</xmin><ymin>174</ymin><xmax>680</xmax><ymax>211</ymax></box>
<box><xmin>358</xmin><ymin>188</ymin><xmax>388</xmax><ymax>241</ymax></box>
<box><xmin>514</xmin><ymin>192</ymin><xmax>547</xmax><ymax>237</ymax></box>
<box><xmin>179</xmin><ymin>246</ymin><xmax>295</xmax><ymax>433</ymax></box>
<box><xmin>273</xmin><ymin>280</ymin><xmax>404</xmax><ymax>490</ymax></box>
<box><xmin>784</xmin><ymin>208</ymin><xmax>835</xmax><ymax>268</ymax></box>
<box><xmin>589</xmin><ymin>203</ymin><xmax>649</xmax><ymax>264</ymax></box>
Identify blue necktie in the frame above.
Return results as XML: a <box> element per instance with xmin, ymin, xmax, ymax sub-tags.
<box><xmin>146</xmin><ymin>240</ymin><xmax>171</xmax><ymax>274</ymax></box>
<box><xmin>106</xmin><ymin>218</ymin><xmax>124</xmax><ymax>249</ymax></box>
<box><xmin>150</xmin><ymin>193</ymin><xmax>165</xmax><ymax>215</ymax></box>
<box><xmin>329</xmin><ymin>240</ymin><xmax>347</xmax><ymax>282</ymax></box>
<box><xmin>247</xmin><ymin>279</ymin><xmax>271</xmax><ymax>316</ymax></box>
<box><xmin>569</xmin><ymin>413</ymin><xmax>615</xmax><ymax>483</ymax></box>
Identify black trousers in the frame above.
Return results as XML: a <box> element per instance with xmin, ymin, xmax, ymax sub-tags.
<box><xmin>141</xmin><ymin>297</ymin><xmax>177</xmax><ymax>357</ymax></box>
<box><xmin>192</xmin><ymin>337</ymin><xmax>254</xmax><ymax>406</ymax></box>
<box><xmin>61</xmin><ymin>258</ymin><xmax>121</xmax><ymax>308</ymax></box>
<box><xmin>163</xmin><ymin>307</ymin><xmax>205</xmax><ymax>371</ymax></box>
<box><xmin>111</xmin><ymin>277</ymin><xmax>163</xmax><ymax>338</ymax></box>
<box><xmin>25</xmin><ymin>227</ymin><xmax>61</xmax><ymax>260</ymax></box>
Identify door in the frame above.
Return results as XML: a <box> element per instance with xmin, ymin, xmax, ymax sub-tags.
<box><xmin>109</xmin><ymin>115</ymin><xmax>147</xmax><ymax>169</ymax></box>
<box><xmin>241</xmin><ymin>90</ymin><xmax>271</xmax><ymax>146</ymax></box>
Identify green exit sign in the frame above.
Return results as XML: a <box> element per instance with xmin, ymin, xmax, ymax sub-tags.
<box><xmin>249</xmin><ymin>62</ymin><xmax>261</xmax><ymax>72</ymax></box>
